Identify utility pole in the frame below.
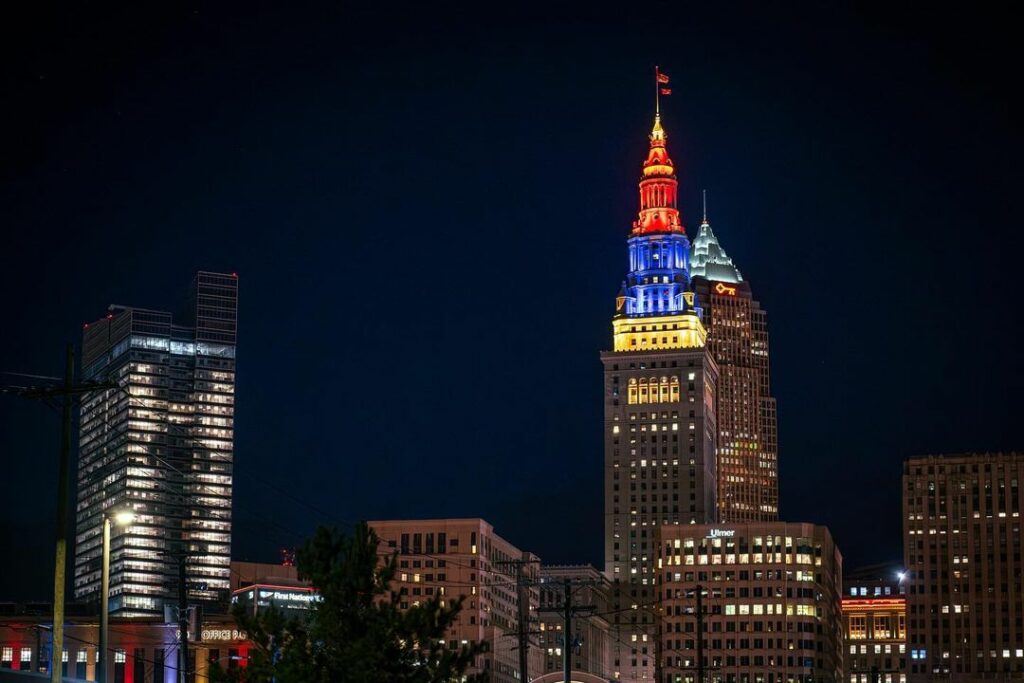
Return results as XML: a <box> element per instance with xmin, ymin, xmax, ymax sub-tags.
<box><xmin>695</xmin><ymin>584</ymin><xmax>704</xmax><ymax>683</ymax></box>
<box><xmin>1</xmin><ymin>346</ymin><xmax>115</xmax><ymax>683</ymax></box>
<box><xmin>97</xmin><ymin>518</ymin><xmax>110</xmax><ymax>683</ymax></box>
<box><xmin>55</xmin><ymin>346</ymin><xmax>72</xmax><ymax>683</ymax></box>
<box><xmin>537</xmin><ymin>577</ymin><xmax>596</xmax><ymax>683</ymax></box>
<box><xmin>562</xmin><ymin>578</ymin><xmax>572</xmax><ymax>683</ymax></box>
<box><xmin>494</xmin><ymin>558</ymin><xmax>540</xmax><ymax>683</ymax></box>
<box><xmin>179</xmin><ymin>554</ymin><xmax>190</xmax><ymax>683</ymax></box>
<box><xmin>516</xmin><ymin>568</ymin><xmax>530</xmax><ymax>682</ymax></box>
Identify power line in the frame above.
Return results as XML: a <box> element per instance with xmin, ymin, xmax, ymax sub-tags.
<box><xmin>1</xmin><ymin>346</ymin><xmax>118</xmax><ymax>683</ymax></box>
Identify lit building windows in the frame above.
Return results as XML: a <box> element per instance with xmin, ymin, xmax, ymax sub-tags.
<box><xmin>849</xmin><ymin>615</ymin><xmax>867</xmax><ymax>639</ymax></box>
<box><xmin>627</xmin><ymin>377</ymin><xmax>681</xmax><ymax>405</ymax></box>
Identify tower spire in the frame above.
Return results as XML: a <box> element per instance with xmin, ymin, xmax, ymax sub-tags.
<box><xmin>611</xmin><ymin>75</ymin><xmax>705</xmax><ymax>350</ymax></box>
<box><xmin>702</xmin><ymin>189</ymin><xmax>708</xmax><ymax>225</ymax></box>
<box><xmin>633</xmin><ymin>74</ymin><xmax>682</xmax><ymax>236</ymax></box>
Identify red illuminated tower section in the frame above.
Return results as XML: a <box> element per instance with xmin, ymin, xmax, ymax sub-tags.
<box><xmin>633</xmin><ymin>115</ymin><xmax>685</xmax><ymax>236</ymax></box>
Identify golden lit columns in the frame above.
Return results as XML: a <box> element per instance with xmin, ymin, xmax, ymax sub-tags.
<box><xmin>612</xmin><ymin>313</ymin><xmax>706</xmax><ymax>352</ymax></box>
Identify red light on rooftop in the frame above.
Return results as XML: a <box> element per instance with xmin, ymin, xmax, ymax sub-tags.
<box><xmin>231</xmin><ymin>272</ymin><xmax>238</xmax><ymax>278</ymax></box>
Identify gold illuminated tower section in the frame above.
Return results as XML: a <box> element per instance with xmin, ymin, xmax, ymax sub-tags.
<box><xmin>601</xmin><ymin>114</ymin><xmax>719</xmax><ymax>682</ymax></box>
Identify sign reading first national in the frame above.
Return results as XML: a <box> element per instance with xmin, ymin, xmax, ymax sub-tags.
<box><xmin>706</xmin><ymin>529</ymin><xmax>735</xmax><ymax>539</ymax></box>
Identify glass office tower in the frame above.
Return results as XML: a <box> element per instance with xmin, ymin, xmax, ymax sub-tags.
<box><xmin>75</xmin><ymin>271</ymin><xmax>238</xmax><ymax>617</ymax></box>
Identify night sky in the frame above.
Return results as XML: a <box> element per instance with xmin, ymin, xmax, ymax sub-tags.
<box><xmin>2</xmin><ymin>3</ymin><xmax>1022</xmax><ymax>600</ymax></box>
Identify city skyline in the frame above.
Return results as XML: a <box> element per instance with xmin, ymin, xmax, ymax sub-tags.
<box><xmin>2</xmin><ymin>2</ymin><xmax>1022</xmax><ymax>605</ymax></box>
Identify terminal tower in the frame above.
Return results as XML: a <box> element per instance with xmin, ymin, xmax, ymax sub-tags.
<box><xmin>601</xmin><ymin>112</ymin><xmax>720</xmax><ymax>681</ymax></box>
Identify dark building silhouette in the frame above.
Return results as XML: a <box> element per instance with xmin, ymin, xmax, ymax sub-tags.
<box><xmin>903</xmin><ymin>453</ymin><xmax>1024</xmax><ymax>681</ymax></box>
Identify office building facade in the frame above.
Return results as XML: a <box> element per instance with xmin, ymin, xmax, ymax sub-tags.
<box><xmin>368</xmin><ymin>518</ymin><xmax>543</xmax><ymax>683</ymax></box>
<box><xmin>75</xmin><ymin>271</ymin><xmax>238</xmax><ymax>617</ymax></box>
<box><xmin>602</xmin><ymin>113</ymin><xmax>720</xmax><ymax>680</ymax></box>
<box><xmin>903</xmin><ymin>453</ymin><xmax>1024</xmax><ymax>681</ymax></box>
<box><xmin>843</xmin><ymin>566</ymin><xmax>907</xmax><ymax>683</ymax></box>
<box><xmin>690</xmin><ymin>215</ymin><xmax>778</xmax><ymax>522</ymax></box>
<box><xmin>658</xmin><ymin>522</ymin><xmax>843</xmax><ymax>683</ymax></box>
<box><xmin>538</xmin><ymin>564</ymin><xmax>615</xmax><ymax>679</ymax></box>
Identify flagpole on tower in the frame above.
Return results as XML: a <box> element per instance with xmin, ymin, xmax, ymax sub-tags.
<box><xmin>655</xmin><ymin>65</ymin><xmax>661</xmax><ymax>116</ymax></box>
<box><xmin>654</xmin><ymin>67</ymin><xmax>670</xmax><ymax>118</ymax></box>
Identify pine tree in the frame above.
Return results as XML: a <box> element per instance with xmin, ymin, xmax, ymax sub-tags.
<box><xmin>213</xmin><ymin>522</ymin><xmax>487</xmax><ymax>683</ymax></box>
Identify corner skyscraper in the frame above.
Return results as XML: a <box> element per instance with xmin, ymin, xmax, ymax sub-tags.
<box><xmin>602</xmin><ymin>113</ymin><xmax>719</xmax><ymax>680</ymax></box>
<box><xmin>690</xmin><ymin>205</ymin><xmax>779</xmax><ymax>521</ymax></box>
<box><xmin>74</xmin><ymin>271</ymin><xmax>238</xmax><ymax>617</ymax></box>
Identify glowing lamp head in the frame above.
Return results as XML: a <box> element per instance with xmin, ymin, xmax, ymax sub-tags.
<box><xmin>113</xmin><ymin>510</ymin><xmax>136</xmax><ymax>526</ymax></box>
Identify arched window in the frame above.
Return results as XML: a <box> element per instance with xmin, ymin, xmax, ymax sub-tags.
<box><xmin>627</xmin><ymin>376</ymin><xmax>683</xmax><ymax>405</ymax></box>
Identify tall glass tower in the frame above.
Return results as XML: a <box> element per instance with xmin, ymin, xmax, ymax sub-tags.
<box><xmin>691</xmin><ymin>213</ymin><xmax>779</xmax><ymax>522</ymax></box>
<box><xmin>74</xmin><ymin>271</ymin><xmax>238</xmax><ymax>617</ymax></box>
<box><xmin>601</xmin><ymin>114</ymin><xmax>719</xmax><ymax>681</ymax></box>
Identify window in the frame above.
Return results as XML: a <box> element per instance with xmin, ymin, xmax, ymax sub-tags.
<box><xmin>76</xmin><ymin>650</ymin><xmax>88</xmax><ymax>679</ymax></box>
<box><xmin>874</xmin><ymin>615</ymin><xmax>892</xmax><ymax>639</ymax></box>
<box><xmin>849</xmin><ymin>615</ymin><xmax>867</xmax><ymax>640</ymax></box>
<box><xmin>114</xmin><ymin>651</ymin><xmax>126</xmax><ymax>683</ymax></box>
<box><xmin>627</xmin><ymin>376</ymin><xmax>681</xmax><ymax>405</ymax></box>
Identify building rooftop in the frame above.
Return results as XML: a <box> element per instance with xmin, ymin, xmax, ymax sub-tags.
<box><xmin>689</xmin><ymin>218</ymin><xmax>743</xmax><ymax>284</ymax></box>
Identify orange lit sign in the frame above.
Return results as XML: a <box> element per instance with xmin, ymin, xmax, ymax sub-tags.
<box><xmin>714</xmin><ymin>282</ymin><xmax>737</xmax><ymax>296</ymax></box>
<box><xmin>841</xmin><ymin>597</ymin><xmax>906</xmax><ymax>611</ymax></box>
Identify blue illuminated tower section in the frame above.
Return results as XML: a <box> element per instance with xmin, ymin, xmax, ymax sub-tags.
<box><xmin>601</xmin><ymin>114</ymin><xmax>718</xmax><ymax>682</ymax></box>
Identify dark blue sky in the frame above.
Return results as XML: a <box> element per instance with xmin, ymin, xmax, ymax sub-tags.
<box><xmin>2</xmin><ymin>3</ymin><xmax>1021</xmax><ymax>599</ymax></box>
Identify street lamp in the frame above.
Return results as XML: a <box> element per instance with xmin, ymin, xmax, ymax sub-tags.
<box><xmin>98</xmin><ymin>508</ymin><xmax>136</xmax><ymax>683</ymax></box>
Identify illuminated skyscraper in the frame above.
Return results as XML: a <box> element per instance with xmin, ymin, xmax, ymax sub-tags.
<box><xmin>602</xmin><ymin>113</ymin><xmax>719</xmax><ymax>681</ymax></box>
<box><xmin>690</xmin><ymin>209</ymin><xmax>779</xmax><ymax>522</ymax></box>
<box><xmin>74</xmin><ymin>271</ymin><xmax>238</xmax><ymax>617</ymax></box>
